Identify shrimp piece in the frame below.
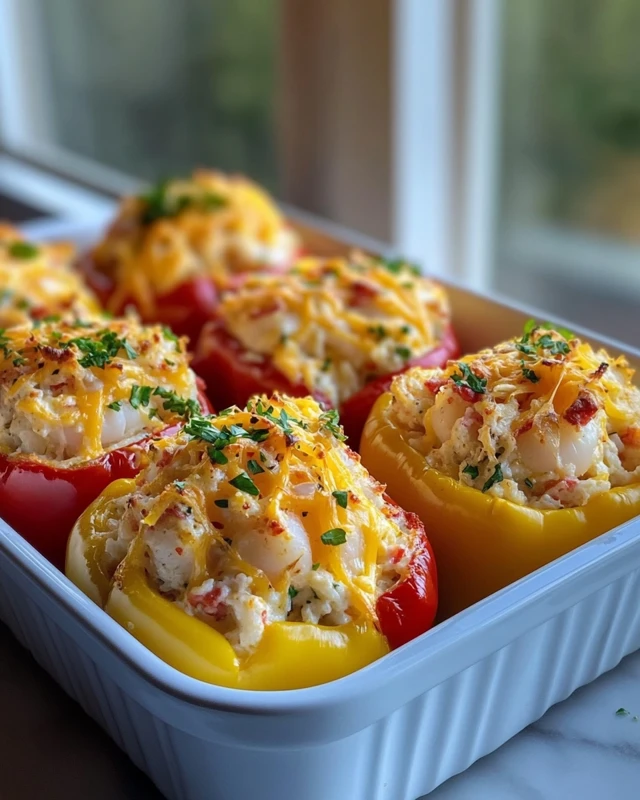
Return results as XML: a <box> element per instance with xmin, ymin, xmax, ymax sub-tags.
<box><xmin>517</xmin><ymin>413</ymin><xmax>601</xmax><ymax>477</ymax></box>
<box><xmin>233</xmin><ymin>511</ymin><xmax>312</xmax><ymax>582</ymax></box>
<box><xmin>101</xmin><ymin>403</ymin><xmax>146</xmax><ymax>448</ymax></box>
<box><xmin>429</xmin><ymin>388</ymin><xmax>471</xmax><ymax>443</ymax></box>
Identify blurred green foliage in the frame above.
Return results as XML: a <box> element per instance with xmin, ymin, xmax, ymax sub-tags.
<box><xmin>38</xmin><ymin>0</ymin><xmax>278</xmax><ymax>189</ymax></box>
<box><xmin>501</xmin><ymin>0</ymin><xmax>640</xmax><ymax>230</ymax></box>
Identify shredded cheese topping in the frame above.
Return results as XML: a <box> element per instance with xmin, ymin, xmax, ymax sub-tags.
<box><xmin>0</xmin><ymin>317</ymin><xmax>200</xmax><ymax>463</ymax></box>
<box><xmin>0</xmin><ymin>223</ymin><xmax>100</xmax><ymax>328</ymax></box>
<box><xmin>218</xmin><ymin>253</ymin><xmax>451</xmax><ymax>406</ymax></box>
<box><xmin>389</xmin><ymin>323</ymin><xmax>640</xmax><ymax>509</ymax></box>
<box><xmin>96</xmin><ymin>395</ymin><xmax>417</xmax><ymax>656</ymax></box>
<box><xmin>90</xmin><ymin>170</ymin><xmax>299</xmax><ymax>318</ymax></box>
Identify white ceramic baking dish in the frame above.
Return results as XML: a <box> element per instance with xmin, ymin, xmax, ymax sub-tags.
<box><xmin>1</xmin><ymin>218</ymin><xmax>640</xmax><ymax>800</ymax></box>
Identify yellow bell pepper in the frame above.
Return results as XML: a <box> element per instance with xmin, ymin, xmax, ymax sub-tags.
<box><xmin>361</xmin><ymin>393</ymin><xmax>640</xmax><ymax>619</ymax></box>
<box><xmin>66</xmin><ymin>479</ymin><xmax>388</xmax><ymax>691</ymax></box>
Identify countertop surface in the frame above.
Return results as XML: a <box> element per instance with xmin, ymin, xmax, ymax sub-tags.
<box><xmin>3</xmin><ymin>620</ymin><xmax>640</xmax><ymax>800</ymax></box>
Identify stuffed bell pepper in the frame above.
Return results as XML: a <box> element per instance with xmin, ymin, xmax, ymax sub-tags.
<box><xmin>361</xmin><ymin>322</ymin><xmax>640</xmax><ymax>618</ymax></box>
<box><xmin>66</xmin><ymin>394</ymin><xmax>438</xmax><ymax>690</ymax></box>
<box><xmin>193</xmin><ymin>252</ymin><xmax>459</xmax><ymax>444</ymax></box>
<box><xmin>0</xmin><ymin>317</ymin><xmax>210</xmax><ymax>568</ymax></box>
<box><xmin>80</xmin><ymin>170</ymin><xmax>299</xmax><ymax>342</ymax></box>
<box><xmin>0</xmin><ymin>223</ymin><xmax>100</xmax><ymax>327</ymax></box>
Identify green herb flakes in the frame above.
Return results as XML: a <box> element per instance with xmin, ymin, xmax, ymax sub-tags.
<box><xmin>320</xmin><ymin>528</ymin><xmax>347</xmax><ymax>546</ymax></box>
<box><xmin>129</xmin><ymin>385</ymin><xmax>153</xmax><ymax>409</ymax></box>
<box><xmin>332</xmin><ymin>490</ymin><xmax>348</xmax><ymax>509</ymax></box>
<box><xmin>451</xmin><ymin>362</ymin><xmax>487</xmax><ymax>395</ymax></box>
<box><xmin>208</xmin><ymin>446</ymin><xmax>229</xmax><ymax>465</ymax></box>
<box><xmin>247</xmin><ymin>458</ymin><xmax>265</xmax><ymax>475</ymax></box>
<box><xmin>319</xmin><ymin>408</ymin><xmax>346</xmax><ymax>441</ymax></box>
<box><xmin>8</xmin><ymin>241</ymin><xmax>39</xmax><ymax>259</ymax></box>
<box><xmin>229</xmin><ymin>472</ymin><xmax>260</xmax><ymax>496</ymax></box>
<box><xmin>482</xmin><ymin>464</ymin><xmax>503</xmax><ymax>493</ymax></box>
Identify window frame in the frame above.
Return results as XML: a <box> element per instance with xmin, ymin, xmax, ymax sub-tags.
<box><xmin>2</xmin><ymin>0</ymin><xmax>636</xmax><ymax>305</ymax></box>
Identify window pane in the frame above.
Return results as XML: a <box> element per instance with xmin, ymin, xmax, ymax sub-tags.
<box><xmin>15</xmin><ymin>0</ymin><xmax>392</xmax><ymax>241</ymax></box>
<box><xmin>36</xmin><ymin>0</ymin><xmax>279</xmax><ymax>189</ymax></box>
<box><xmin>494</xmin><ymin>0</ymin><xmax>640</xmax><ymax>344</ymax></box>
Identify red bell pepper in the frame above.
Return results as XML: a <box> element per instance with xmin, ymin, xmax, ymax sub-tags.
<box><xmin>0</xmin><ymin>382</ymin><xmax>212</xmax><ymax>570</ymax></box>
<box><xmin>79</xmin><ymin>254</ymin><xmax>219</xmax><ymax>344</ymax></box>
<box><xmin>193</xmin><ymin>321</ymin><xmax>459</xmax><ymax>445</ymax></box>
<box><xmin>375</xmin><ymin>503</ymin><xmax>438</xmax><ymax>649</ymax></box>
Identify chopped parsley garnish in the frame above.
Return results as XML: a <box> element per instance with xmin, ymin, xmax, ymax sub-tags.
<box><xmin>139</xmin><ymin>180</ymin><xmax>227</xmax><ymax>225</ymax></box>
<box><xmin>161</xmin><ymin>326</ymin><xmax>181</xmax><ymax>349</ymax></box>
<box><xmin>311</xmin><ymin>562</ymin><xmax>320</xmax><ymax>571</ymax></box>
<box><xmin>462</xmin><ymin>464</ymin><xmax>479</xmax><ymax>480</ymax></box>
<box><xmin>395</xmin><ymin>346</ymin><xmax>412</xmax><ymax>361</ymax></box>
<box><xmin>368</xmin><ymin>324</ymin><xmax>387</xmax><ymax>341</ymax></box>
<box><xmin>247</xmin><ymin>458</ymin><xmax>265</xmax><ymax>475</ymax></box>
<box><xmin>451</xmin><ymin>362</ymin><xmax>487</xmax><ymax>395</ymax></box>
<box><xmin>129</xmin><ymin>384</ymin><xmax>153</xmax><ymax>409</ymax></box>
<box><xmin>186</xmin><ymin>416</ymin><xmax>271</xmax><ymax>473</ymax></box>
<box><xmin>517</xmin><ymin>320</ymin><xmax>572</xmax><ymax>357</ymax></box>
<box><xmin>153</xmin><ymin>387</ymin><xmax>199</xmax><ymax>418</ymax></box>
<box><xmin>257</xmin><ymin>402</ymin><xmax>295</xmax><ymax>435</ymax></box>
<box><xmin>539</xmin><ymin>321</ymin><xmax>574</xmax><ymax>341</ymax></box>
<box><xmin>208</xmin><ymin>446</ymin><xmax>229</xmax><ymax>465</ymax></box>
<box><xmin>482</xmin><ymin>464</ymin><xmax>503</xmax><ymax>493</ymax></box>
<box><xmin>378</xmin><ymin>257</ymin><xmax>421</xmax><ymax>277</ymax></box>
<box><xmin>228</xmin><ymin>472</ymin><xmax>260</xmax><ymax>496</ymax></box>
<box><xmin>107</xmin><ymin>400</ymin><xmax>122</xmax><ymax>411</ymax></box>
<box><xmin>173</xmin><ymin>480</ymin><xmax>186</xmax><ymax>491</ymax></box>
<box><xmin>521</xmin><ymin>362</ymin><xmax>540</xmax><ymax>383</ymax></box>
<box><xmin>536</xmin><ymin>334</ymin><xmax>570</xmax><ymax>356</ymax></box>
<box><xmin>214</xmin><ymin>498</ymin><xmax>229</xmax><ymax>508</ymax></box>
<box><xmin>319</xmin><ymin>408</ymin><xmax>346</xmax><ymax>441</ymax></box>
<box><xmin>524</xmin><ymin>478</ymin><xmax>534</xmax><ymax>489</ymax></box>
<box><xmin>67</xmin><ymin>330</ymin><xmax>137</xmax><ymax>369</ymax></box>
<box><xmin>321</xmin><ymin>528</ymin><xmax>347</xmax><ymax>546</ymax></box>
<box><xmin>246</xmin><ymin>427</ymin><xmax>271</xmax><ymax>442</ymax></box>
<box><xmin>288</xmin><ymin>586</ymin><xmax>299</xmax><ymax>600</ymax></box>
<box><xmin>12</xmin><ymin>356</ymin><xmax>26</xmax><ymax>367</ymax></box>
<box><xmin>148</xmin><ymin>408</ymin><xmax>159</xmax><ymax>419</ymax></box>
<box><xmin>41</xmin><ymin>314</ymin><xmax>61</xmax><ymax>323</ymax></box>
<box><xmin>8</xmin><ymin>241</ymin><xmax>39</xmax><ymax>259</ymax></box>
<box><xmin>400</xmin><ymin>324</ymin><xmax>412</xmax><ymax>335</ymax></box>
<box><xmin>332</xmin><ymin>490</ymin><xmax>348</xmax><ymax>509</ymax></box>
<box><xmin>321</xmin><ymin>357</ymin><xmax>332</xmax><ymax>372</ymax></box>
<box><xmin>185</xmin><ymin>417</ymin><xmax>220</xmax><ymax>442</ymax></box>
<box><xmin>0</xmin><ymin>329</ymin><xmax>12</xmax><ymax>358</ymax></box>
<box><xmin>16</xmin><ymin>298</ymin><xmax>30</xmax><ymax>310</ymax></box>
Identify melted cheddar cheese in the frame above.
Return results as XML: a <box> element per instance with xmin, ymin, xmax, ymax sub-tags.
<box><xmin>0</xmin><ymin>317</ymin><xmax>201</xmax><ymax>463</ymax></box>
<box><xmin>389</xmin><ymin>323</ymin><xmax>640</xmax><ymax>509</ymax></box>
<box><xmin>90</xmin><ymin>170</ymin><xmax>299</xmax><ymax>318</ymax></box>
<box><xmin>218</xmin><ymin>253</ymin><xmax>451</xmax><ymax>406</ymax></box>
<box><xmin>93</xmin><ymin>395</ymin><xmax>417</xmax><ymax>656</ymax></box>
<box><xmin>0</xmin><ymin>223</ymin><xmax>100</xmax><ymax>327</ymax></box>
